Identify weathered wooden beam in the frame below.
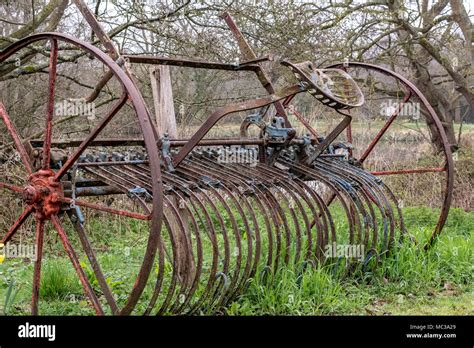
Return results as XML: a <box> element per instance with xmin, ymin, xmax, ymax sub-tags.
<box><xmin>150</xmin><ymin>64</ymin><xmax>195</xmax><ymax>287</ymax></box>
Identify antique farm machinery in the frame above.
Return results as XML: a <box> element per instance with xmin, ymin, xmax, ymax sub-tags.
<box><xmin>0</xmin><ymin>1</ymin><xmax>453</xmax><ymax>315</ymax></box>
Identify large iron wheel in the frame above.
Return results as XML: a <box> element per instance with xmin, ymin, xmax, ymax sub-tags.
<box><xmin>0</xmin><ymin>33</ymin><xmax>163</xmax><ymax>315</ymax></box>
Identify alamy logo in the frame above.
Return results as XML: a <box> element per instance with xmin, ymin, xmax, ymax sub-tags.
<box><xmin>380</xmin><ymin>100</ymin><xmax>420</xmax><ymax>120</ymax></box>
<box><xmin>217</xmin><ymin>147</ymin><xmax>258</xmax><ymax>164</ymax></box>
<box><xmin>0</xmin><ymin>242</ymin><xmax>37</xmax><ymax>263</ymax></box>
<box><xmin>18</xmin><ymin>322</ymin><xmax>56</xmax><ymax>341</ymax></box>
<box><xmin>324</xmin><ymin>242</ymin><xmax>365</xmax><ymax>261</ymax></box>
<box><xmin>55</xmin><ymin>98</ymin><xmax>96</xmax><ymax>120</ymax></box>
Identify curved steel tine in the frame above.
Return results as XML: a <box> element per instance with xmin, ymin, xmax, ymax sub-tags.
<box><xmin>286</xmin><ymin>158</ymin><xmax>393</xmax><ymax>266</ymax></box>
<box><xmin>212</xmin><ymin>161</ymin><xmax>301</xmax><ymax>269</ymax></box>
<box><xmin>163</xmin><ymin>172</ymin><xmax>221</xmax><ymax>314</ymax></box>
<box><xmin>169</xmin><ymin>167</ymin><xmax>236</xmax><ymax>306</ymax></box>
<box><xmin>246</xmin><ymin>164</ymin><xmax>312</xmax><ymax>265</ymax></box>
<box><xmin>168</xmin><ymin>189</ymin><xmax>204</xmax><ymax>314</ymax></box>
<box><xmin>177</xmin><ymin>161</ymin><xmax>252</xmax><ymax>306</ymax></box>
<box><xmin>283</xmin><ymin>171</ymin><xmax>334</xmax><ymax>262</ymax></box>
<box><xmin>333</xmin><ymin>160</ymin><xmax>403</xmax><ymax>251</ymax></box>
<box><xmin>169</xmin><ymin>167</ymin><xmax>236</xmax><ymax>312</ymax></box>
<box><xmin>381</xmin><ymin>183</ymin><xmax>406</xmax><ymax>244</ymax></box>
<box><xmin>149</xmin><ymin>195</ymin><xmax>194</xmax><ymax>315</ymax></box>
<box><xmin>194</xmin><ymin>188</ymin><xmax>232</xmax><ymax>311</ymax></box>
<box><xmin>209</xmin><ymin>271</ymin><xmax>231</xmax><ymax>313</ymax></box>
<box><xmin>300</xmin><ymin>172</ymin><xmax>360</xmax><ymax>258</ymax></box>
<box><xmin>184</xmin><ymin>162</ymin><xmax>252</xmax><ymax>266</ymax></box>
<box><xmin>313</xmin><ymin>162</ymin><xmax>371</xmax><ymax>234</ymax></box>
<box><xmin>317</xmin><ymin>160</ymin><xmax>381</xmax><ymax>248</ymax></box>
<box><xmin>232</xmin><ymin>163</ymin><xmax>297</xmax><ymax>266</ymax></box>
<box><xmin>310</xmin><ymin>164</ymin><xmax>369</xmax><ymax>269</ymax></box>
<box><xmin>165</xmin><ymin>188</ymin><xmax>224</xmax><ymax>316</ymax></box>
<box><xmin>348</xmin><ymin>163</ymin><xmax>404</xmax><ymax>248</ymax></box>
<box><xmin>228</xmin><ymin>165</ymin><xmax>288</xmax><ymax>269</ymax></box>
<box><xmin>187</xmin><ymin>158</ymin><xmax>274</xmax><ymax>305</ymax></box>
<box><xmin>254</xmin><ymin>163</ymin><xmax>333</xmax><ymax>263</ymax></box>
<box><xmin>283</xmin><ymin>160</ymin><xmax>361</xmax><ymax>261</ymax></box>
<box><xmin>295</xmin><ymin>178</ymin><xmax>336</xmax><ymax>259</ymax></box>
<box><xmin>191</xmin><ymin>157</ymin><xmax>271</xmax><ymax>274</ymax></box>
<box><xmin>191</xmin><ymin>187</ymin><xmax>233</xmax><ymax>309</ymax></box>
<box><xmin>312</xmin><ymin>160</ymin><xmax>381</xmax><ymax>268</ymax></box>
<box><xmin>191</xmin><ymin>157</ymin><xmax>279</xmax><ymax>281</ymax></box>
<box><xmin>154</xmin><ymin>210</ymin><xmax>180</xmax><ymax>315</ymax></box>
<box><xmin>324</xmin><ymin>159</ymin><xmax>401</xmax><ymax>256</ymax></box>
<box><xmin>268</xmin><ymin>164</ymin><xmax>337</xmax><ymax>263</ymax></box>
<box><xmin>254</xmin><ymin>168</ymin><xmax>308</xmax><ymax>264</ymax></box>
<box><xmin>319</xmin><ymin>160</ymin><xmax>404</xmax><ymax>263</ymax></box>
<box><xmin>127</xmin><ymin>164</ymin><xmax>221</xmax><ymax>313</ymax></box>
<box><xmin>129</xmin><ymin>164</ymin><xmax>202</xmax><ymax>315</ymax></box>
<box><xmin>309</xmin><ymin>166</ymin><xmax>365</xmax><ymax>248</ymax></box>
<box><xmin>195</xmin><ymin>157</ymin><xmax>280</xmax><ymax>262</ymax></box>
<box><xmin>145</xmin><ymin>226</ymin><xmax>166</xmax><ymax>314</ymax></box>
<box><xmin>325</xmin><ymin>159</ymin><xmax>397</xmax><ymax>252</ymax></box>
<box><xmin>163</xmin><ymin>208</ymin><xmax>192</xmax><ymax>315</ymax></box>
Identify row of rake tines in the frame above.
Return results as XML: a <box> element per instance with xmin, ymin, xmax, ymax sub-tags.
<box><xmin>123</xmin><ymin>153</ymin><xmax>406</xmax><ymax>315</ymax></box>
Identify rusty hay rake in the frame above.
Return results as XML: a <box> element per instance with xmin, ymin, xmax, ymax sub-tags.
<box><xmin>0</xmin><ymin>1</ymin><xmax>454</xmax><ymax>315</ymax></box>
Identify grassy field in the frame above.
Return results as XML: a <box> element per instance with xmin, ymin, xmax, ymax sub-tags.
<box><xmin>0</xmin><ymin>206</ymin><xmax>472</xmax><ymax>316</ymax></box>
<box><xmin>226</xmin><ymin>207</ymin><xmax>473</xmax><ymax>315</ymax></box>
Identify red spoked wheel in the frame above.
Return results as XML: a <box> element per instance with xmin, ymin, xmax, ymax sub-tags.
<box><xmin>0</xmin><ymin>33</ymin><xmax>163</xmax><ymax>315</ymax></box>
<box><xmin>322</xmin><ymin>62</ymin><xmax>454</xmax><ymax>247</ymax></box>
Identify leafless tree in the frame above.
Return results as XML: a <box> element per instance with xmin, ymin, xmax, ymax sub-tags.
<box><xmin>0</xmin><ymin>0</ymin><xmax>472</xmax><ymax>149</ymax></box>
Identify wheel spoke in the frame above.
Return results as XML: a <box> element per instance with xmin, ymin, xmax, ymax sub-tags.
<box><xmin>55</xmin><ymin>93</ymin><xmax>128</xmax><ymax>180</ymax></box>
<box><xmin>31</xmin><ymin>219</ymin><xmax>45</xmax><ymax>315</ymax></box>
<box><xmin>2</xmin><ymin>206</ymin><xmax>33</xmax><ymax>244</ymax></box>
<box><xmin>59</xmin><ymin>197</ymin><xmax>151</xmax><ymax>220</ymax></box>
<box><xmin>359</xmin><ymin>90</ymin><xmax>412</xmax><ymax>163</ymax></box>
<box><xmin>0</xmin><ymin>182</ymin><xmax>23</xmax><ymax>193</ymax></box>
<box><xmin>42</xmin><ymin>39</ymin><xmax>59</xmax><ymax>170</ymax></box>
<box><xmin>66</xmin><ymin>210</ymin><xmax>119</xmax><ymax>314</ymax></box>
<box><xmin>0</xmin><ymin>102</ymin><xmax>33</xmax><ymax>174</ymax></box>
<box><xmin>50</xmin><ymin>215</ymin><xmax>104</xmax><ymax>315</ymax></box>
<box><xmin>371</xmin><ymin>167</ymin><xmax>446</xmax><ymax>175</ymax></box>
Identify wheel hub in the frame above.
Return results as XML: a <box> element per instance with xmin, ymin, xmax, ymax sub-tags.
<box><xmin>22</xmin><ymin>169</ymin><xmax>63</xmax><ymax>220</ymax></box>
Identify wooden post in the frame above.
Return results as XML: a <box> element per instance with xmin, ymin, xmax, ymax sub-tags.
<box><xmin>150</xmin><ymin>66</ymin><xmax>178</xmax><ymax>137</ymax></box>
<box><xmin>150</xmin><ymin>65</ymin><xmax>195</xmax><ymax>287</ymax></box>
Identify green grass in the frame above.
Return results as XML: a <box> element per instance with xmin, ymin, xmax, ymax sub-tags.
<box><xmin>39</xmin><ymin>260</ymin><xmax>83</xmax><ymax>300</ymax></box>
<box><xmin>224</xmin><ymin>207</ymin><xmax>473</xmax><ymax>315</ymax></box>
<box><xmin>0</xmin><ymin>206</ymin><xmax>472</xmax><ymax>315</ymax></box>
